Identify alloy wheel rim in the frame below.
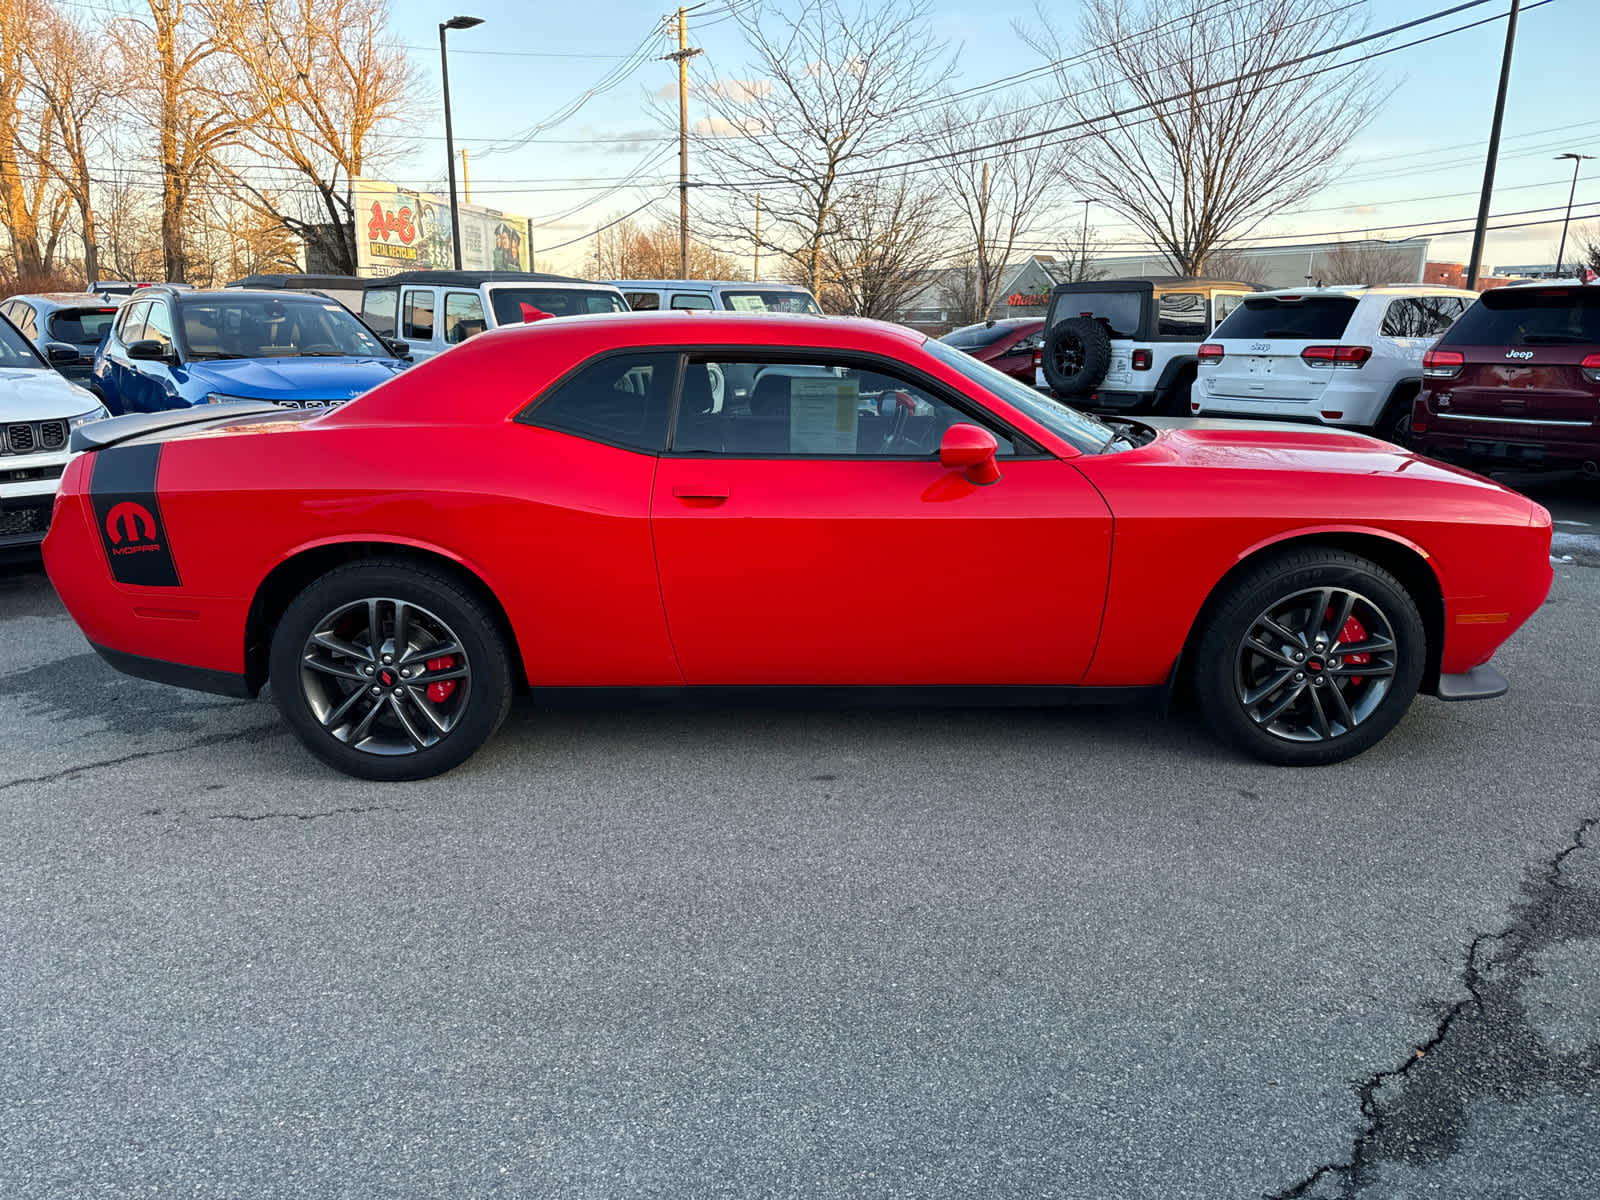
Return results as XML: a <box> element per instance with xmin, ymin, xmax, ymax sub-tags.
<box><xmin>1053</xmin><ymin>335</ymin><xmax>1085</xmax><ymax>376</ymax></box>
<box><xmin>1234</xmin><ymin>586</ymin><xmax>1398</xmax><ymax>743</ymax></box>
<box><xmin>299</xmin><ymin>597</ymin><xmax>471</xmax><ymax>756</ymax></box>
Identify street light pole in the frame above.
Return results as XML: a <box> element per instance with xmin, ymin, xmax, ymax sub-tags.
<box><xmin>1465</xmin><ymin>0</ymin><xmax>1520</xmax><ymax>290</ymax></box>
<box><xmin>1078</xmin><ymin>199</ymin><xmax>1091</xmax><ymax>281</ymax></box>
<box><xmin>1553</xmin><ymin>152</ymin><xmax>1594</xmax><ymax>276</ymax></box>
<box><xmin>439</xmin><ymin>15</ymin><xmax>483</xmax><ymax>272</ymax></box>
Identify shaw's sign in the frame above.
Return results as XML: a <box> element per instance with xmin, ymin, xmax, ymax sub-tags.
<box><xmin>1007</xmin><ymin>292</ymin><xmax>1049</xmax><ymax>307</ymax></box>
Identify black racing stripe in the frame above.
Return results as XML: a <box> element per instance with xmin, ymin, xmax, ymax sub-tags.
<box><xmin>89</xmin><ymin>444</ymin><xmax>182</xmax><ymax>587</ymax></box>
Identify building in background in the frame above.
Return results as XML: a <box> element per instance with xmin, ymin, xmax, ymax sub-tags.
<box><xmin>304</xmin><ymin>179</ymin><xmax>537</xmax><ymax>278</ymax></box>
<box><xmin>1090</xmin><ymin>238</ymin><xmax>1433</xmax><ymax>289</ymax></box>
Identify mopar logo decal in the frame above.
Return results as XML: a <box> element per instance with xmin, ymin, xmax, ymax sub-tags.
<box><xmin>89</xmin><ymin>445</ymin><xmax>182</xmax><ymax>587</ymax></box>
<box><xmin>1506</xmin><ymin>349</ymin><xmax>1534</xmax><ymax>360</ymax></box>
<box><xmin>105</xmin><ymin>501</ymin><xmax>158</xmax><ymax>550</ymax></box>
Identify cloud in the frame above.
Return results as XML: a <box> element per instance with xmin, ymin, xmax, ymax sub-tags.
<box><xmin>1349</xmin><ymin>204</ymin><xmax>1379</xmax><ymax>215</ymax></box>
<box><xmin>658</xmin><ymin>77</ymin><xmax>773</xmax><ymax>102</ymax></box>
<box><xmin>577</xmin><ymin>126</ymin><xmax>668</xmax><ymax>155</ymax></box>
<box><xmin>693</xmin><ymin>116</ymin><xmax>761</xmax><ymax>137</ymax></box>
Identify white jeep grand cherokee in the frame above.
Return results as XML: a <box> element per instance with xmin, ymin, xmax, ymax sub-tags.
<box><xmin>1191</xmin><ymin>285</ymin><xmax>1477</xmax><ymax>442</ymax></box>
<box><xmin>1</xmin><ymin>314</ymin><xmax>108</xmax><ymax>552</ymax></box>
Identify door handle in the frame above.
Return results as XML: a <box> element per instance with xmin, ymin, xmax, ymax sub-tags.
<box><xmin>672</xmin><ymin>482</ymin><xmax>730</xmax><ymax>502</ymax></box>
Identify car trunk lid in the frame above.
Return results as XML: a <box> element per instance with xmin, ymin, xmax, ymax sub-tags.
<box><xmin>1204</xmin><ymin>294</ymin><xmax>1362</xmax><ymax>405</ymax></box>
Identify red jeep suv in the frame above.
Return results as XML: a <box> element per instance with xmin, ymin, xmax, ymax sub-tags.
<box><xmin>1412</xmin><ymin>283</ymin><xmax>1600</xmax><ymax>475</ymax></box>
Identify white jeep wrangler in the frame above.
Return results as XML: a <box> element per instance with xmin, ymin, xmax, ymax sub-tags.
<box><xmin>1036</xmin><ymin>278</ymin><xmax>1255</xmax><ymax>415</ymax></box>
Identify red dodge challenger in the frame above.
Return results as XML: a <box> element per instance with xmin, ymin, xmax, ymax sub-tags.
<box><xmin>44</xmin><ymin>313</ymin><xmax>1552</xmax><ymax>780</ymax></box>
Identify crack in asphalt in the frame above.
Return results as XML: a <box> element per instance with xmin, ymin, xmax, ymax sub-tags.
<box><xmin>1269</xmin><ymin>817</ymin><xmax>1600</xmax><ymax>1199</ymax></box>
<box><xmin>206</xmin><ymin>805</ymin><xmax>401</xmax><ymax>822</ymax></box>
<box><xmin>0</xmin><ymin>725</ymin><xmax>283</xmax><ymax>794</ymax></box>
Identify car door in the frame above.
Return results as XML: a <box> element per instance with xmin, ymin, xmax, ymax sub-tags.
<box><xmin>650</xmin><ymin>351</ymin><xmax>1113</xmax><ymax>686</ymax></box>
<box><xmin>122</xmin><ymin>298</ymin><xmax>184</xmax><ymax>411</ymax></box>
<box><xmin>97</xmin><ymin>299</ymin><xmax>150</xmax><ymax>414</ymax></box>
<box><xmin>400</xmin><ymin>287</ymin><xmax>440</xmax><ymax>359</ymax></box>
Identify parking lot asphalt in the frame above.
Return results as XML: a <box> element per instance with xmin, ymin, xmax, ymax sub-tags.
<box><xmin>1</xmin><ymin>481</ymin><xmax>1596</xmax><ymax>1199</ymax></box>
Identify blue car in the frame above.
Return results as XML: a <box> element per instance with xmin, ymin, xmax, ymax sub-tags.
<box><xmin>92</xmin><ymin>287</ymin><xmax>410</xmax><ymax>414</ymax></box>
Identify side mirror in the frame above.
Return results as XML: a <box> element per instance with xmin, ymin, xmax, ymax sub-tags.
<box><xmin>383</xmin><ymin>337</ymin><xmax>411</xmax><ymax>359</ymax></box>
<box><xmin>44</xmin><ymin>342</ymin><xmax>82</xmax><ymax>365</ymax></box>
<box><xmin>127</xmin><ymin>339</ymin><xmax>175</xmax><ymax>363</ymax></box>
<box><xmin>939</xmin><ymin>423</ymin><xmax>1001</xmax><ymax>486</ymax></box>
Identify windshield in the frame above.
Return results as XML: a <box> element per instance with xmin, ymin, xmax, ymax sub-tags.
<box><xmin>942</xmin><ymin>323</ymin><xmax>1021</xmax><ymax>350</ymax></box>
<box><xmin>488</xmin><ymin>287</ymin><xmax>629</xmax><ymax>324</ymax></box>
<box><xmin>0</xmin><ymin>316</ymin><xmax>45</xmax><ymax>368</ymax></box>
<box><xmin>178</xmin><ymin>295</ymin><xmax>388</xmax><ymax>360</ymax></box>
<box><xmin>923</xmin><ymin>337</ymin><xmax>1112</xmax><ymax>454</ymax></box>
<box><xmin>719</xmin><ymin>289</ymin><xmax>823</xmax><ymax>315</ymax></box>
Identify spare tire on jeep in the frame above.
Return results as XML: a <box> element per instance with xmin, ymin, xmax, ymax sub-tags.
<box><xmin>1042</xmin><ymin>316</ymin><xmax>1112</xmax><ymax>395</ymax></box>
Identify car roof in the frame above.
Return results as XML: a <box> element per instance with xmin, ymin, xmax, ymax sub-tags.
<box><xmin>365</xmin><ymin>270</ymin><xmax>604</xmax><ymax>289</ymax></box>
<box><xmin>480</xmin><ymin>310</ymin><xmax>905</xmax><ymax>345</ymax></box>
<box><xmin>1052</xmin><ymin>277</ymin><xmax>1259</xmax><ymax>293</ymax></box>
<box><xmin>609</xmin><ymin>279</ymin><xmax>810</xmax><ymax>290</ymax></box>
<box><xmin>225</xmin><ymin>273</ymin><xmax>364</xmax><ymax>289</ymax></box>
<box><xmin>1247</xmin><ymin>285</ymin><xmax>1479</xmax><ymax>298</ymax></box>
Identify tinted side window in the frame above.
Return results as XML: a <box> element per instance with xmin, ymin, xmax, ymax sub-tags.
<box><xmin>402</xmin><ymin>289</ymin><xmax>435</xmax><ymax>341</ymax></box>
<box><xmin>672</xmin><ymin>357</ymin><xmax>1015</xmax><ymax>458</ymax></box>
<box><xmin>1381</xmin><ymin>296</ymin><xmax>1466</xmax><ymax>338</ymax></box>
<box><xmin>118</xmin><ymin>301</ymin><xmax>151</xmax><ymax>344</ymax></box>
<box><xmin>1157</xmin><ymin>292</ymin><xmax>1207</xmax><ymax>337</ymax></box>
<box><xmin>144</xmin><ymin>302</ymin><xmax>175</xmax><ymax>351</ymax></box>
<box><xmin>1212</xmin><ymin>293</ymin><xmax>1247</xmax><ymax>327</ymax></box>
<box><xmin>624</xmin><ymin>291</ymin><xmax>661</xmax><ymax>311</ymax></box>
<box><xmin>363</xmin><ymin>287</ymin><xmax>398</xmax><ymax>336</ymax></box>
<box><xmin>670</xmin><ymin>293</ymin><xmax>714</xmax><ymax>311</ymax></box>
<box><xmin>16</xmin><ymin>305</ymin><xmax>38</xmax><ymax>339</ymax></box>
<box><xmin>443</xmin><ymin>291</ymin><xmax>487</xmax><ymax>344</ymax></box>
<box><xmin>521</xmin><ymin>351</ymin><xmax>676</xmax><ymax>453</ymax></box>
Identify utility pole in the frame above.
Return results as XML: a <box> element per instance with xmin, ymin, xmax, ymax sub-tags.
<box><xmin>439</xmin><ymin>15</ymin><xmax>484</xmax><ymax>272</ymax></box>
<box><xmin>1554</xmin><ymin>152</ymin><xmax>1594</xmax><ymax>276</ymax></box>
<box><xmin>663</xmin><ymin>7</ymin><xmax>703</xmax><ymax>278</ymax></box>
<box><xmin>1465</xmin><ymin>0</ymin><xmax>1520</xmax><ymax>289</ymax></box>
<box><xmin>1078</xmin><ymin>198</ymin><xmax>1091</xmax><ymax>282</ymax></box>
<box><xmin>753</xmin><ymin>193</ymin><xmax>761</xmax><ymax>280</ymax></box>
<box><xmin>462</xmin><ymin>149</ymin><xmax>471</xmax><ymax>205</ymax></box>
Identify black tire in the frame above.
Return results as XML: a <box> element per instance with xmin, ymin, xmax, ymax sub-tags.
<box><xmin>269</xmin><ymin>560</ymin><xmax>514</xmax><ymax>781</ymax></box>
<box><xmin>1041</xmin><ymin>317</ymin><xmax>1113</xmax><ymax>395</ymax></box>
<box><xmin>1192</xmin><ymin>548</ymin><xmax>1427</xmax><ymax>766</ymax></box>
<box><xmin>1154</xmin><ymin>365</ymin><xmax>1196</xmax><ymax>416</ymax></box>
<box><xmin>1373</xmin><ymin>384</ymin><xmax>1419</xmax><ymax>447</ymax></box>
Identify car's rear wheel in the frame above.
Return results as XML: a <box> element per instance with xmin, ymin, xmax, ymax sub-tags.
<box><xmin>1192</xmin><ymin>549</ymin><xmax>1426</xmax><ymax>765</ymax></box>
<box><xmin>269</xmin><ymin>562</ymin><xmax>513</xmax><ymax>780</ymax></box>
<box><xmin>1374</xmin><ymin>385</ymin><xmax>1418</xmax><ymax>447</ymax></box>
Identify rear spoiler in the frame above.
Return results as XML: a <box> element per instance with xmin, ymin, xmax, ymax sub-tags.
<box><xmin>70</xmin><ymin>401</ymin><xmax>288</xmax><ymax>453</ymax></box>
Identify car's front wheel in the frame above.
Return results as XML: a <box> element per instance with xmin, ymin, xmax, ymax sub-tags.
<box><xmin>269</xmin><ymin>562</ymin><xmax>514</xmax><ymax>780</ymax></box>
<box><xmin>1192</xmin><ymin>549</ymin><xmax>1427</xmax><ymax>765</ymax></box>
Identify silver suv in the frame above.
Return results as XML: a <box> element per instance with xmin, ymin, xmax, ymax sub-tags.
<box><xmin>1192</xmin><ymin>285</ymin><xmax>1477</xmax><ymax>442</ymax></box>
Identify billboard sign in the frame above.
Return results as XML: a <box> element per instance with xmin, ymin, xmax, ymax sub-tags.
<box><xmin>354</xmin><ymin>178</ymin><xmax>532</xmax><ymax>277</ymax></box>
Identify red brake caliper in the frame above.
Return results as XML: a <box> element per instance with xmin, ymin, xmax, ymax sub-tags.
<box><xmin>1336</xmin><ymin>614</ymin><xmax>1370</xmax><ymax>686</ymax></box>
<box><xmin>426</xmin><ymin>656</ymin><xmax>458</xmax><ymax>704</ymax></box>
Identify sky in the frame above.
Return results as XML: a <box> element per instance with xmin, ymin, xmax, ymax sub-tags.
<box><xmin>375</xmin><ymin>0</ymin><xmax>1596</xmax><ymax>276</ymax></box>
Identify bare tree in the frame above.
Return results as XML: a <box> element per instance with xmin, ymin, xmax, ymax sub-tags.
<box><xmin>593</xmin><ymin>213</ymin><xmax>745</xmax><ymax>280</ymax></box>
<box><xmin>821</xmin><ymin>175</ymin><xmax>947</xmax><ymax>319</ymax></box>
<box><xmin>923</xmin><ymin>95</ymin><xmax>1069</xmax><ymax>319</ymax></box>
<box><xmin>113</xmin><ymin>0</ymin><xmax>251</xmax><ymax>282</ymax></box>
<box><xmin>23</xmin><ymin>5</ymin><xmax>115</xmax><ymax>283</ymax></box>
<box><xmin>1318</xmin><ymin>236</ymin><xmax>1418</xmax><ymax>286</ymax></box>
<box><xmin>1202</xmin><ymin>247</ymin><xmax>1275</xmax><ymax>288</ymax></box>
<box><xmin>96</xmin><ymin>169</ymin><xmax>167</xmax><ymax>282</ymax></box>
<box><xmin>209</xmin><ymin>0</ymin><xmax>413</xmax><ymax>273</ymax></box>
<box><xmin>937</xmin><ymin>252</ymin><xmax>982</xmax><ymax>324</ymax></box>
<box><xmin>689</xmin><ymin>0</ymin><xmax>949</xmax><ymax>297</ymax></box>
<box><xmin>0</xmin><ymin>0</ymin><xmax>72</xmax><ymax>283</ymax></box>
<box><xmin>1024</xmin><ymin>0</ymin><xmax>1383</xmax><ymax>275</ymax></box>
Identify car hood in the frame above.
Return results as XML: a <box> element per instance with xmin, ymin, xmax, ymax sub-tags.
<box><xmin>0</xmin><ymin>366</ymin><xmax>99</xmax><ymax>420</ymax></box>
<box><xmin>188</xmin><ymin>356</ymin><xmax>406</xmax><ymax>399</ymax></box>
<box><xmin>1134</xmin><ymin>419</ymin><xmax>1514</xmax><ymax>491</ymax></box>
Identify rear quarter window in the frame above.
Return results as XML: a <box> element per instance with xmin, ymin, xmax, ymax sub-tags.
<box><xmin>1380</xmin><ymin>296</ymin><xmax>1467</xmax><ymax>338</ymax></box>
<box><xmin>1156</xmin><ymin>292</ymin><xmax>1207</xmax><ymax>337</ymax></box>
<box><xmin>519</xmin><ymin>351</ymin><xmax>678</xmax><ymax>453</ymax></box>
<box><xmin>1440</xmin><ymin>289</ymin><xmax>1600</xmax><ymax>347</ymax></box>
<box><xmin>1212</xmin><ymin>296</ymin><xmax>1359</xmax><ymax>340</ymax></box>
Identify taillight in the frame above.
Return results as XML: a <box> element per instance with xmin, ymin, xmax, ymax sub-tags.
<box><xmin>1423</xmin><ymin>348</ymin><xmax>1464</xmax><ymax>379</ymax></box>
<box><xmin>1301</xmin><ymin>345</ymin><xmax>1371</xmax><ymax>368</ymax></box>
<box><xmin>1032</xmin><ymin>348</ymin><xmax>1042</xmax><ymax>369</ymax></box>
<box><xmin>1581</xmin><ymin>352</ymin><xmax>1600</xmax><ymax>383</ymax></box>
<box><xmin>1131</xmin><ymin>349</ymin><xmax>1152</xmax><ymax>370</ymax></box>
<box><xmin>1198</xmin><ymin>343</ymin><xmax>1223</xmax><ymax>363</ymax></box>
